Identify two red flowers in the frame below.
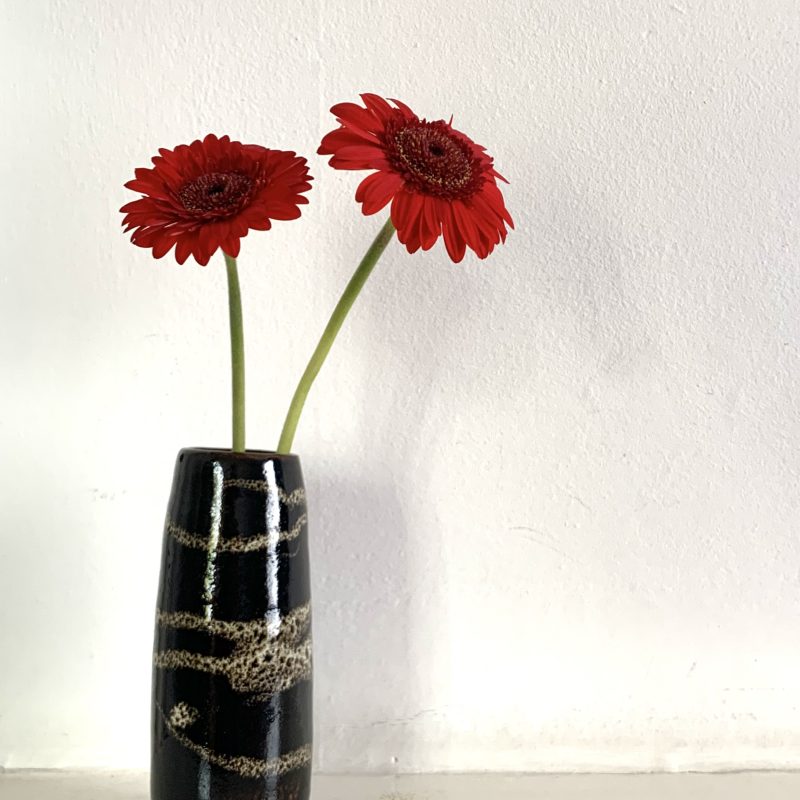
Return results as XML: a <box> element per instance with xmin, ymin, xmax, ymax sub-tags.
<box><xmin>121</xmin><ymin>93</ymin><xmax>513</xmax><ymax>265</ymax></box>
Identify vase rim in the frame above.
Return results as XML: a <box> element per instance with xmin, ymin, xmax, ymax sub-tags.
<box><xmin>178</xmin><ymin>446</ymin><xmax>300</xmax><ymax>461</ymax></box>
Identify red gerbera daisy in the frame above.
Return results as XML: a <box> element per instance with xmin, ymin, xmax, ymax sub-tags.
<box><xmin>121</xmin><ymin>134</ymin><xmax>312</xmax><ymax>265</ymax></box>
<box><xmin>317</xmin><ymin>93</ymin><xmax>513</xmax><ymax>263</ymax></box>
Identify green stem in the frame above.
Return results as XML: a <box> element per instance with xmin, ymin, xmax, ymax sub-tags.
<box><xmin>224</xmin><ymin>252</ymin><xmax>246</xmax><ymax>452</ymax></box>
<box><xmin>277</xmin><ymin>217</ymin><xmax>396</xmax><ymax>453</ymax></box>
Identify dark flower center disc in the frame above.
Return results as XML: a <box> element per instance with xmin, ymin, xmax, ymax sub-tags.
<box><xmin>178</xmin><ymin>172</ymin><xmax>254</xmax><ymax>216</ymax></box>
<box><xmin>388</xmin><ymin>121</ymin><xmax>482</xmax><ymax>200</ymax></box>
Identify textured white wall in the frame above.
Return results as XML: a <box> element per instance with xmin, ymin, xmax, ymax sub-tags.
<box><xmin>1</xmin><ymin>0</ymin><xmax>798</xmax><ymax>773</ymax></box>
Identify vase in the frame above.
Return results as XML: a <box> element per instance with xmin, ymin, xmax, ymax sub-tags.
<box><xmin>151</xmin><ymin>448</ymin><xmax>312</xmax><ymax>800</ymax></box>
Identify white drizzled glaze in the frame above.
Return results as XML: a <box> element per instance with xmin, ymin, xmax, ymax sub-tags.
<box><xmin>166</xmin><ymin>513</ymin><xmax>307</xmax><ymax>552</ymax></box>
<box><xmin>159</xmin><ymin>704</ymin><xmax>311</xmax><ymax>778</ymax></box>
<box><xmin>155</xmin><ymin>602</ymin><xmax>312</xmax><ymax>695</ymax></box>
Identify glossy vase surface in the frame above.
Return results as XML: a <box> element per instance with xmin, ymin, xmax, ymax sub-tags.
<box><xmin>152</xmin><ymin>448</ymin><xmax>312</xmax><ymax>800</ymax></box>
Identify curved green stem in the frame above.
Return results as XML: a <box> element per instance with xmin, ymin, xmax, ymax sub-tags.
<box><xmin>277</xmin><ymin>217</ymin><xmax>396</xmax><ymax>453</ymax></box>
<box><xmin>224</xmin><ymin>252</ymin><xmax>246</xmax><ymax>452</ymax></box>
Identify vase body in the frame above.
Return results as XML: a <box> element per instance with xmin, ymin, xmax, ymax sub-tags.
<box><xmin>152</xmin><ymin>448</ymin><xmax>312</xmax><ymax>800</ymax></box>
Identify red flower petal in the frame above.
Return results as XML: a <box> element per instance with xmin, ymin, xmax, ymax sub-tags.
<box><xmin>318</xmin><ymin>127</ymin><xmax>380</xmax><ymax>153</ymax></box>
<box><xmin>223</xmin><ymin>236</ymin><xmax>241</xmax><ymax>258</ymax></box>
<box><xmin>175</xmin><ymin>234</ymin><xmax>196</xmax><ymax>265</ymax></box>
<box><xmin>360</xmin><ymin>93</ymin><xmax>397</xmax><ymax>124</ymax></box>
<box><xmin>330</xmin><ymin>103</ymin><xmax>383</xmax><ymax>136</ymax></box>
<box><xmin>151</xmin><ymin>235</ymin><xmax>176</xmax><ymax>260</ymax></box>
<box><xmin>441</xmin><ymin>202</ymin><xmax>467</xmax><ymax>263</ymax></box>
<box><xmin>388</xmin><ymin>97</ymin><xmax>417</xmax><ymax>119</ymax></box>
<box><xmin>355</xmin><ymin>171</ymin><xmax>404</xmax><ymax>215</ymax></box>
<box><xmin>329</xmin><ymin>144</ymin><xmax>387</xmax><ymax>167</ymax></box>
<box><xmin>418</xmin><ymin>197</ymin><xmax>441</xmax><ymax>250</ymax></box>
<box><xmin>390</xmin><ymin>189</ymin><xmax>417</xmax><ymax>233</ymax></box>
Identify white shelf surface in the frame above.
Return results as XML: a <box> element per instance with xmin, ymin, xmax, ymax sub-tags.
<box><xmin>2</xmin><ymin>771</ymin><xmax>800</xmax><ymax>799</ymax></box>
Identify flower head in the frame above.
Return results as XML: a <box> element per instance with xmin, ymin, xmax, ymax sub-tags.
<box><xmin>121</xmin><ymin>134</ymin><xmax>312</xmax><ymax>265</ymax></box>
<box><xmin>318</xmin><ymin>93</ymin><xmax>513</xmax><ymax>262</ymax></box>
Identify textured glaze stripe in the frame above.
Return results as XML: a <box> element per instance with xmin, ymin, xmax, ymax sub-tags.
<box><xmin>154</xmin><ymin>640</ymin><xmax>312</xmax><ymax>695</ymax></box>
<box><xmin>157</xmin><ymin>602</ymin><xmax>309</xmax><ymax>634</ymax></box>
<box><xmin>158</xmin><ymin>704</ymin><xmax>311</xmax><ymax>778</ymax></box>
<box><xmin>155</xmin><ymin>603</ymin><xmax>312</xmax><ymax>695</ymax></box>
<box><xmin>222</xmin><ymin>480</ymin><xmax>307</xmax><ymax>507</ymax></box>
<box><xmin>158</xmin><ymin>602</ymin><xmax>311</xmax><ymax>640</ymax></box>
<box><xmin>166</xmin><ymin>513</ymin><xmax>307</xmax><ymax>552</ymax></box>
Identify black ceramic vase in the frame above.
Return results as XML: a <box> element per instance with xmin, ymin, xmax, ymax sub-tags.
<box><xmin>152</xmin><ymin>448</ymin><xmax>312</xmax><ymax>800</ymax></box>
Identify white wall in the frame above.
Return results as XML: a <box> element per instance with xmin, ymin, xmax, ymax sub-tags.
<box><xmin>1</xmin><ymin>0</ymin><xmax>798</xmax><ymax>773</ymax></box>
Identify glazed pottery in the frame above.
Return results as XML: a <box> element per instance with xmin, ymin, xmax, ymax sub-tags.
<box><xmin>151</xmin><ymin>448</ymin><xmax>312</xmax><ymax>800</ymax></box>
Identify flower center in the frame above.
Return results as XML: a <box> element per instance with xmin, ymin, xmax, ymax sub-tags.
<box><xmin>177</xmin><ymin>171</ymin><xmax>255</xmax><ymax>216</ymax></box>
<box><xmin>386</xmin><ymin>120</ymin><xmax>482</xmax><ymax>199</ymax></box>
